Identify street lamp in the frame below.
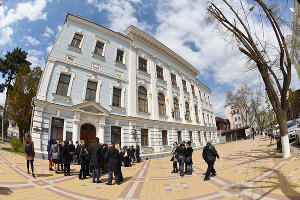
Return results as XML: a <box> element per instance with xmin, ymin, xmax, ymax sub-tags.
<box><xmin>0</xmin><ymin>106</ymin><xmax>5</xmax><ymax>143</ymax></box>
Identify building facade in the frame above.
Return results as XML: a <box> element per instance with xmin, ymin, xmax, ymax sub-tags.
<box><xmin>225</xmin><ymin>106</ymin><xmax>249</xmax><ymax>130</ymax></box>
<box><xmin>31</xmin><ymin>14</ymin><xmax>217</xmax><ymax>158</ymax></box>
<box><xmin>7</xmin><ymin>119</ymin><xmax>19</xmax><ymax>139</ymax></box>
<box><xmin>291</xmin><ymin>0</ymin><xmax>300</xmax><ymax>79</ymax></box>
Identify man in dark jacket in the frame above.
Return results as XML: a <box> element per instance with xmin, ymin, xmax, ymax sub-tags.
<box><xmin>175</xmin><ymin>142</ymin><xmax>186</xmax><ymax>177</ymax></box>
<box><xmin>185</xmin><ymin>141</ymin><xmax>193</xmax><ymax>175</ymax></box>
<box><xmin>202</xmin><ymin>140</ymin><xmax>219</xmax><ymax>181</ymax></box>
<box><xmin>79</xmin><ymin>140</ymin><xmax>88</xmax><ymax>180</ymax></box>
<box><xmin>69</xmin><ymin>141</ymin><xmax>75</xmax><ymax>164</ymax></box>
<box><xmin>89</xmin><ymin>137</ymin><xmax>103</xmax><ymax>183</ymax></box>
<box><xmin>105</xmin><ymin>142</ymin><xmax>121</xmax><ymax>185</ymax></box>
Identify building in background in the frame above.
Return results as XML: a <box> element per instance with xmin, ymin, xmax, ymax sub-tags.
<box><xmin>291</xmin><ymin>0</ymin><xmax>300</xmax><ymax>79</ymax></box>
<box><xmin>7</xmin><ymin>118</ymin><xmax>19</xmax><ymax>139</ymax></box>
<box><xmin>31</xmin><ymin>14</ymin><xmax>217</xmax><ymax>158</ymax></box>
<box><xmin>215</xmin><ymin>117</ymin><xmax>230</xmax><ymax>135</ymax></box>
<box><xmin>287</xmin><ymin>89</ymin><xmax>300</xmax><ymax>121</ymax></box>
<box><xmin>224</xmin><ymin>106</ymin><xmax>249</xmax><ymax>130</ymax></box>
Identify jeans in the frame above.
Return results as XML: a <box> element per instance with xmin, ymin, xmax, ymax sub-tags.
<box><xmin>179</xmin><ymin>160</ymin><xmax>185</xmax><ymax>176</ymax></box>
<box><xmin>108</xmin><ymin>171</ymin><xmax>120</xmax><ymax>184</ymax></box>
<box><xmin>205</xmin><ymin>162</ymin><xmax>216</xmax><ymax>179</ymax></box>
<box><xmin>64</xmin><ymin>163</ymin><xmax>70</xmax><ymax>175</ymax></box>
<box><xmin>92</xmin><ymin>168</ymin><xmax>100</xmax><ymax>182</ymax></box>
<box><xmin>186</xmin><ymin>163</ymin><xmax>192</xmax><ymax>174</ymax></box>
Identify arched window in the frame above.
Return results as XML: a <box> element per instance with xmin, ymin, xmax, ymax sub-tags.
<box><xmin>173</xmin><ymin>98</ymin><xmax>180</xmax><ymax>119</ymax></box>
<box><xmin>185</xmin><ymin>102</ymin><xmax>190</xmax><ymax>120</ymax></box>
<box><xmin>158</xmin><ymin>92</ymin><xmax>166</xmax><ymax>116</ymax></box>
<box><xmin>138</xmin><ymin>86</ymin><xmax>148</xmax><ymax>112</ymax></box>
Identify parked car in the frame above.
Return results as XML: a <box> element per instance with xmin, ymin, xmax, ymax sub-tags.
<box><xmin>295</xmin><ymin>123</ymin><xmax>300</xmax><ymax>145</ymax></box>
<box><xmin>287</xmin><ymin>120</ymin><xmax>297</xmax><ymax>140</ymax></box>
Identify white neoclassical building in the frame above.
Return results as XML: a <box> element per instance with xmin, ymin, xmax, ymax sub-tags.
<box><xmin>31</xmin><ymin>14</ymin><xmax>217</xmax><ymax>158</ymax></box>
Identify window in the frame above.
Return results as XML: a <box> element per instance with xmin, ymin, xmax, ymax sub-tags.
<box><xmin>177</xmin><ymin>131</ymin><xmax>182</xmax><ymax>143</ymax></box>
<box><xmin>235</xmin><ymin>117</ymin><xmax>237</xmax><ymax>121</ymax></box>
<box><xmin>141</xmin><ymin>129</ymin><xmax>148</xmax><ymax>146</ymax></box>
<box><xmin>171</xmin><ymin>73</ymin><xmax>177</xmax><ymax>86</ymax></box>
<box><xmin>112</xmin><ymin>87</ymin><xmax>121</xmax><ymax>107</ymax></box>
<box><xmin>116</xmin><ymin>49</ymin><xmax>124</xmax><ymax>64</ymax></box>
<box><xmin>158</xmin><ymin>92</ymin><xmax>166</xmax><ymax>116</ymax></box>
<box><xmin>71</xmin><ymin>33</ymin><xmax>83</xmax><ymax>48</ymax></box>
<box><xmin>111</xmin><ymin>126</ymin><xmax>121</xmax><ymax>146</ymax></box>
<box><xmin>173</xmin><ymin>98</ymin><xmax>180</xmax><ymax>119</ymax></box>
<box><xmin>195</xmin><ymin>105</ymin><xmax>199</xmax><ymax>122</ymax></box>
<box><xmin>189</xmin><ymin>131</ymin><xmax>193</xmax><ymax>143</ymax></box>
<box><xmin>138</xmin><ymin>57</ymin><xmax>147</xmax><ymax>72</ymax></box>
<box><xmin>203</xmin><ymin>113</ymin><xmax>205</xmax><ymax>123</ymax></box>
<box><xmin>162</xmin><ymin>130</ymin><xmax>168</xmax><ymax>145</ymax></box>
<box><xmin>138</xmin><ymin>86</ymin><xmax>148</xmax><ymax>112</ymax></box>
<box><xmin>85</xmin><ymin>81</ymin><xmax>97</xmax><ymax>101</ymax></box>
<box><xmin>191</xmin><ymin>85</ymin><xmax>195</xmax><ymax>95</ymax></box>
<box><xmin>199</xmin><ymin>90</ymin><xmax>202</xmax><ymax>101</ymax></box>
<box><xmin>94</xmin><ymin>41</ymin><xmax>104</xmax><ymax>56</ymax></box>
<box><xmin>198</xmin><ymin>131</ymin><xmax>201</xmax><ymax>142</ymax></box>
<box><xmin>185</xmin><ymin>102</ymin><xmax>190</xmax><ymax>120</ymax></box>
<box><xmin>51</xmin><ymin>118</ymin><xmax>64</xmax><ymax>141</ymax></box>
<box><xmin>12</xmin><ymin>123</ymin><xmax>16</xmax><ymax>128</ymax></box>
<box><xmin>156</xmin><ymin>65</ymin><xmax>164</xmax><ymax>80</ymax></box>
<box><xmin>182</xmin><ymin>80</ymin><xmax>187</xmax><ymax>91</ymax></box>
<box><xmin>56</xmin><ymin>74</ymin><xmax>71</xmax><ymax>96</ymax></box>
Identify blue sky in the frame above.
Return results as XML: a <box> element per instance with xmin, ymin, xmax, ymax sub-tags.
<box><xmin>0</xmin><ymin>0</ymin><xmax>299</xmax><ymax>118</ymax></box>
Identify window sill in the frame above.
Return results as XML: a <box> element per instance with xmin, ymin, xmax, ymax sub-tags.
<box><xmin>114</xmin><ymin>61</ymin><xmax>126</xmax><ymax>68</ymax></box>
<box><xmin>184</xmin><ymin>91</ymin><xmax>190</xmax><ymax>96</ymax></box>
<box><xmin>110</xmin><ymin>105</ymin><xmax>126</xmax><ymax>112</ymax></box>
<box><xmin>157</xmin><ymin>78</ymin><xmax>167</xmax><ymax>85</ymax></box>
<box><xmin>137</xmin><ymin>69</ymin><xmax>150</xmax><ymax>76</ymax></box>
<box><xmin>159</xmin><ymin>115</ymin><xmax>168</xmax><ymax>120</ymax></box>
<box><xmin>185</xmin><ymin>119</ymin><xmax>192</xmax><ymax>122</ymax></box>
<box><xmin>138</xmin><ymin>111</ymin><xmax>151</xmax><ymax>116</ymax></box>
<box><xmin>68</xmin><ymin>45</ymin><xmax>81</xmax><ymax>53</ymax></box>
<box><xmin>92</xmin><ymin>53</ymin><xmax>105</xmax><ymax>60</ymax></box>
<box><xmin>52</xmin><ymin>93</ymin><xmax>71</xmax><ymax>102</ymax></box>
<box><xmin>172</xmin><ymin>85</ymin><xmax>179</xmax><ymax>90</ymax></box>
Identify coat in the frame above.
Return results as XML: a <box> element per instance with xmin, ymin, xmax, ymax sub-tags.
<box><xmin>50</xmin><ymin>144</ymin><xmax>61</xmax><ymax>160</ymax></box>
<box><xmin>171</xmin><ymin>146</ymin><xmax>178</xmax><ymax>162</ymax></box>
<box><xmin>105</xmin><ymin>146</ymin><xmax>120</xmax><ymax>172</ymax></box>
<box><xmin>185</xmin><ymin>146</ymin><xmax>193</xmax><ymax>164</ymax></box>
<box><xmin>202</xmin><ymin>143</ymin><xmax>219</xmax><ymax>163</ymax></box>
<box><xmin>175</xmin><ymin>144</ymin><xmax>186</xmax><ymax>161</ymax></box>
<box><xmin>24</xmin><ymin>141</ymin><xmax>35</xmax><ymax>161</ymax></box>
<box><xmin>89</xmin><ymin>142</ymin><xmax>102</xmax><ymax>169</ymax></box>
<box><xmin>61</xmin><ymin>145</ymin><xmax>71</xmax><ymax>164</ymax></box>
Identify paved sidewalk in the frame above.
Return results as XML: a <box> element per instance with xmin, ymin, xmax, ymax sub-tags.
<box><xmin>0</xmin><ymin>137</ymin><xmax>300</xmax><ymax>200</ymax></box>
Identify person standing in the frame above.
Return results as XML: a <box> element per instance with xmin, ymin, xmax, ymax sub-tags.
<box><xmin>135</xmin><ymin>144</ymin><xmax>141</xmax><ymax>163</ymax></box>
<box><xmin>75</xmin><ymin>141</ymin><xmax>80</xmax><ymax>165</ymax></box>
<box><xmin>79</xmin><ymin>140</ymin><xmax>88</xmax><ymax>180</ymax></box>
<box><xmin>129</xmin><ymin>145</ymin><xmax>136</xmax><ymax>164</ymax></box>
<box><xmin>175</xmin><ymin>142</ymin><xmax>186</xmax><ymax>177</ymax></box>
<box><xmin>47</xmin><ymin>140</ymin><xmax>54</xmax><ymax>171</ymax></box>
<box><xmin>115</xmin><ymin>144</ymin><xmax>123</xmax><ymax>183</ymax></box>
<box><xmin>185</xmin><ymin>141</ymin><xmax>193</xmax><ymax>175</ymax></box>
<box><xmin>24</xmin><ymin>134</ymin><xmax>35</xmax><ymax>177</ymax></box>
<box><xmin>89</xmin><ymin>137</ymin><xmax>103</xmax><ymax>183</ymax></box>
<box><xmin>105</xmin><ymin>142</ymin><xmax>121</xmax><ymax>185</ymax></box>
<box><xmin>171</xmin><ymin>142</ymin><xmax>178</xmax><ymax>173</ymax></box>
<box><xmin>202</xmin><ymin>140</ymin><xmax>219</xmax><ymax>181</ymax></box>
<box><xmin>50</xmin><ymin>140</ymin><xmax>61</xmax><ymax>173</ymax></box>
<box><xmin>69</xmin><ymin>141</ymin><xmax>75</xmax><ymax>164</ymax></box>
<box><xmin>123</xmin><ymin>146</ymin><xmax>130</xmax><ymax>167</ymax></box>
<box><xmin>61</xmin><ymin>140</ymin><xmax>71</xmax><ymax>176</ymax></box>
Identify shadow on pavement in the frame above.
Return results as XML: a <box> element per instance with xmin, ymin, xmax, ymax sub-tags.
<box><xmin>0</xmin><ymin>187</ymin><xmax>12</xmax><ymax>195</ymax></box>
<box><xmin>35</xmin><ymin>173</ymin><xmax>54</xmax><ymax>177</ymax></box>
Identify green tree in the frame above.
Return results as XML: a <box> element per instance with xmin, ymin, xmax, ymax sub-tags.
<box><xmin>6</xmin><ymin>65</ymin><xmax>42</xmax><ymax>142</ymax></box>
<box><xmin>0</xmin><ymin>48</ymin><xmax>31</xmax><ymax>141</ymax></box>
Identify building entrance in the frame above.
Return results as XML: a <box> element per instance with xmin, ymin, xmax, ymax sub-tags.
<box><xmin>80</xmin><ymin>123</ymin><xmax>96</xmax><ymax>147</ymax></box>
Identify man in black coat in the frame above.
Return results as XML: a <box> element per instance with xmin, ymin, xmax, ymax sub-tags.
<box><xmin>79</xmin><ymin>140</ymin><xmax>88</xmax><ymax>180</ymax></box>
<box><xmin>105</xmin><ymin>142</ymin><xmax>121</xmax><ymax>185</ymax></box>
<box><xmin>89</xmin><ymin>137</ymin><xmax>103</xmax><ymax>183</ymax></box>
<box><xmin>175</xmin><ymin>142</ymin><xmax>186</xmax><ymax>177</ymax></box>
<box><xmin>202</xmin><ymin>140</ymin><xmax>219</xmax><ymax>181</ymax></box>
<box><xmin>69</xmin><ymin>141</ymin><xmax>75</xmax><ymax>164</ymax></box>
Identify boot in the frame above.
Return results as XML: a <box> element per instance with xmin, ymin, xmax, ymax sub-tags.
<box><xmin>175</xmin><ymin>169</ymin><xmax>178</xmax><ymax>173</ymax></box>
<box><xmin>171</xmin><ymin>169</ymin><xmax>176</xmax><ymax>173</ymax></box>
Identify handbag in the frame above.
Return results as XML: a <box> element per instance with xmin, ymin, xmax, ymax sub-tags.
<box><xmin>185</xmin><ymin>157</ymin><xmax>192</xmax><ymax>163</ymax></box>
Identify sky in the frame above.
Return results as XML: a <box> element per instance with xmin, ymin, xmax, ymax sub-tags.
<box><xmin>0</xmin><ymin>0</ymin><xmax>299</xmax><ymax>118</ymax></box>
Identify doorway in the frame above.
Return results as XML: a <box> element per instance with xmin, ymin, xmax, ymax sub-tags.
<box><xmin>80</xmin><ymin>123</ymin><xmax>96</xmax><ymax>147</ymax></box>
<box><xmin>111</xmin><ymin>126</ymin><xmax>121</xmax><ymax>146</ymax></box>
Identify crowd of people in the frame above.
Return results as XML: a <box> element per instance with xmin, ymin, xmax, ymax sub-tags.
<box><xmin>23</xmin><ymin>133</ymin><xmax>220</xmax><ymax>183</ymax></box>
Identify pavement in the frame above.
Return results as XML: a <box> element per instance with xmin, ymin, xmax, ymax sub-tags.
<box><xmin>0</xmin><ymin>136</ymin><xmax>300</xmax><ymax>200</ymax></box>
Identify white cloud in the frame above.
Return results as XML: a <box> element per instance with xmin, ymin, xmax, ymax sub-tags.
<box><xmin>42</xmin><ymin>26</ymin><xmax>54</xmax><ymax>37</ymax></box>
<box><xmin>46</xmin><ymin>43</ymin><xmax>53</xmax><ymax>54</ymax></box>
<box><xmin>24</xmin><ymin>35</ymin><xmax>40</xmax><ymax>46</ymax></box>
<box><xmin>27</xmin><ymin>49</ymin><xmax>44</xmax><ymax>67</ymax></box>
<box><xmin>0</xmin><ymin>0</ymin><xmax>48</xmax><ymax>46</ymax></box>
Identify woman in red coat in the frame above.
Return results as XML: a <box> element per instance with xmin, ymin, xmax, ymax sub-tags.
<box><xmin>24</xmin><ymin>134</ymin><xmax>35</xmax><ymax>177</ymax></box>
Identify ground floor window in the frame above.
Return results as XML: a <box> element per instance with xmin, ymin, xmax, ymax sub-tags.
<box><xmin>177</xmin><ymin>131</ymin><xmax>182</xmax><ymax>143</ymax></box>
<box><xmin>162</xmin><ymin>130</ymin><xmax>168</xmax><ymax>145</ymax></box>
<box><xmin>111</xmin><ymin>126</ymin><xmax>121</xmax><ymax>146</ymax></box>
<box><xmin>51</xmin><ymin>118</ymin><xmax>64</xmax><ymax>141</ymax></box>
<box><xmin>198</xmin><ymin>131</ymin><xmax>201</xmax><ymax>142</ymax></box>
<box><xmin>141</xmin><ymin>129</ymin><xmax>149</xmax><ymax>146</ymax></box>
<box><xmin>189</xmin><ymin>131</ymin><xmax>193</xmax><ymax>143</ymax></box>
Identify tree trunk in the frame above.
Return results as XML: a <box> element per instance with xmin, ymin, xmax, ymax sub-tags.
<box><xmin>278</xmin><ymin>114</ymin><xmax>290</xmax><ymax>158</ymax></box>
<box><xmin>19</xmin><ymin>128</ymin><xmax>23</xmax><ymax>143</ymax></box>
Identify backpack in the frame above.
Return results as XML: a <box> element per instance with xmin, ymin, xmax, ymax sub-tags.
<box><xmin>25</xmin><ymin>143</ymin><xmax>32</xmax><ymax>154</ymax></box>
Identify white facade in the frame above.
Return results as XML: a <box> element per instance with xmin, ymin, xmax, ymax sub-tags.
<box><xmin>291</xmin><ymin>0</ymin><xmax>300</xmax><ymax>79</ymax></box>
<box><xmin>7</xmin><ymin>119</ymin><xmax>19</xmax><ymax>138</ymax></box>
<box><xmin>31</xmin><ymin>14</ymin><xmax>217</xmax><ymax>158</ymax></box>
<box><xmin>225</xmin><ymin>106</ymin><xmax>249</xmax><ymax>129</ymax></box>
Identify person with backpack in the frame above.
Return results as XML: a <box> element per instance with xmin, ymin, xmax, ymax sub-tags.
<box><xmin>175</xmin><ymin>141</ymin><xmax>186</xmax><ymax>177</ymax></box>
<box><xmin>47</xmin><ymin>140</ymin><xmax>54</xmax><ymax>171</ymax></box>
<box><xmin>24</xmin><ymin>134</ymin><xmax>35</xmax><ymax>177</ymax></box>
<box><xmin>50</xmin><ymin>140</ymin><xmax>61</xmax><ymax>173</ymax></box>
<box><xmin>202</xmin><ymin>140</ymin><xmax>219</xmax><ymax>181</ymax></box>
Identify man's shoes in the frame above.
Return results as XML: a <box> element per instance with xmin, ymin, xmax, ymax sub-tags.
<box><xmin>117</xmin><ymin>182</ymin><xmax>120</xmax><ymax>185</ymax></box>
<box><xmin>27</xmin><ymin>170</ymin><xmax>30</xmax><ymax>174</ymax></box>
<box><xmin>49</xmin><ymin>168</ymin><xmax>54</xmax><ymax>171</ymax></box>
<box><xmin>180</xmin><ymin>174</ymin><xmax>184</xmax><ymax>177</ymax></box>
<box><xmin>212</xmin><ymin>174</ymin><xmax>217</xmax><ymax>177</ymax></box>
<box><xmin>106</xmin><ymin>183</ymin><xmax>112</xmax><ymax>185</ymax></box>
<box><xmin>171</xmin><ymin>170</ymin><xmax>176</xmax><ymax>173</ymax></box>
<box><xmin>204</xmin><ymin>178</ymin><xmax>210</xmax><ymax>181</ymax></box>
<box><xmin>92</xmin><ymin>180</ymin><xmax>96</xmax><ymax>183</ymax></box>
<box><xmin>32</xmin><ymin>173</ymin><xmax>35</xmax><ymax>178</ymax></box>
<box><xmin>187</xmin><ymin>173</ymin><xmax>192</xmax><ymax>175</ymax></box>
<box><xmin>79</xmin><ymin>177</ymin><xmax>84</xmax><ymax>180</ymax></box>
<box><xmin>97</xmin><ymin>180</ymin><xmax>103</xmax><ymax>183</ymax></box>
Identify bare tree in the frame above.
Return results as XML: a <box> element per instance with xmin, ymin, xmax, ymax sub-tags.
<box><xmin>207</xmin><ymin>0</ymin><xmax>292</xmax><ymax>158</ymax></box>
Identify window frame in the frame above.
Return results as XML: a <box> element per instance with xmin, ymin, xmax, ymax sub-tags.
<box><xmin>112</xmin><ymin>87</ymin><xmax>122</xmax><ymax>107</ymax></box>
<box><xmin>173</xmin><ymin>98</ymin><xmax>180</xmax><ymax>119</ymax></box>
<box><xmin>50</xmin><ymin>117</ymin><xmax>64</xmax><ymax>141</ymax></box>
<box><xmin>70</xmin><ymin>33</ymin><xmax>83</xmax><ymax>49</ymax></box>
<box><xmin>116</xmin><ymin>49</ymin><xmax>125</xmax><ymax>64</ymax></box>
<box><xmin>182</xmin><ymin>79</ymin><xmax>187</xmax><ymax>91</ymax></box>
<box><xmin>141</xmin><ymin>128</ymin><xmax>149</xmax><ymax>146</ymax></box>
<box><xmin>94</xmin><ymin>40</ymin><xmax>105</xmax><ymax>56</ymax></box>
<box><xmin>195</xmin><ymin>105</ymin><xmax>199</xmax><ymax>122</ymax></box>
<box><xmin>56</xmin><ymin>74</ymin><xmax>71</xmax><ymax>97</ymax></box>
<box><xmin>162</xmin><ymin>130</ymin><xmax>168</xmax><ymax>145</ymax></box>
<box><xmin>185</xmin><ymin>102</ymin><xmax>190</xmax><ymax>120</ymax></box>
<box><xmin>191</xmin><ymin>85</ymin><xmax>195</xmax><ymax>95</ymax></box>
<box><xmin>171</xmin><ymin>73</ymin><xmax>177</xmax><ymax>86</ymax></box>
<box><xmin>158</xmin><ymin>92</ymin><xmax>166</xmax><ymax>116</ymax></box>
<box><xmin>156</xmin><ymin>65</ymin><xmax>164</xmax><ymax>80</ymax></box>
<box><xmin>138</xmin><ymin>57</ymin><xmax>147</xmax><ymax>72</ymax></box>
<box><xmin>138</xmin><ymin>86</ymin><xmax>148</xmax><ymax>113</ymax></box>
<box><xmin>85</xmin><ymin>80</ymin><xmax>97</xmax><ymax>101</ymax></box>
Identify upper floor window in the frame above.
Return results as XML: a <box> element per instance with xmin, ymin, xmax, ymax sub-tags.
<box><xmin>71</xmin><ymin>33</ymin><xmax>83</xmax><ymax>48</ymax></box>
<box><xmin>185</xmin><ymin>102</ymin><xmax>190</xmax><ymax>120</ymax></box>
<box><xmin>171</xmin><ymin>73</ymin><xmax>177</xmax><ymax>86</ymax></box>
<box><xmin>191</xmin><ymin>85</ymin><xmax>195</xmax><ymax>95</ymax></box>
<box><xmin>195</xmin><ymin>105</ymin><xmax>199</xmax><ymax>122</ymax></box>
<box><xmin>182</xmin><ymin>80</ymin><xmax>187</xmax><ymax>91</ymax></box>
<box><xmin>158</xmin><ymin>92</ymin><xmax>166</xmax><ymax>116</ymax></box>
<box><xmin>138</xmin><ymin>86</ymin><xmax>148</xmax><ymax>112</ymax></box>
<box><xmin>199</xmin><ymin>90</ymin><xmax>202</xmax><ymax>101</ymax></box>
<box><xmin>156</xmin><ymin>65</ymin><xmax>164</xmax><ymax>80</ymax></box>
<box><xmin>173</xmin><ymin>98</ymin><xmax>180</xmax><ymax>119</ymax></box>
<box><xmin>56</xmin><ymin>74</ymin><xmax>71</xmax><ymax>96</ymax></box>
<box><xmin>138</xmin><ymin>57</ymin><xmax>147</xmax><ymax>72</ymax></box>
<box><xmin>112</xmin><ymin>87</ymin><xmax>121</xmax><ymax>107</ymax></box>
<box><xmin>94</xmin><ymin>41</ymin><xmax>104</xmax><ymax>56</ymax></box>
<box><xmin>116</xmin><ymin>49</ymin><xmax>124</xmax><ymax>64</ymax></box>
<box><xmin>85</xmin><ymin>81</ymin><xmax>97</xmax><ymax>101</ymax></box>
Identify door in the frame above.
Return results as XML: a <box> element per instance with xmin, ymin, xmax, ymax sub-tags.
<box><xmin>178</xmin><ymin>131</ymin><xmax>182</xmax><ymax>143</ymax></box>
<box><xmin>111</xmin><ymin>126</ymin><xmax>121</xmax><ymax>146</ymax></box>
<box><xmin>80</xmin><ymin>123</ymin><xmax>96</xmax><ymax>147</ymax></box>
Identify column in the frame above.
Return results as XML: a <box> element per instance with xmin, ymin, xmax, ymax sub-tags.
<box><xmin>31</xmin><ymin>106</ymin><xmax>44</xmax><ymax>152</ymax></box>
<box><xmin>129</xmin><ymin>122</ymin><xmax>137</xmax><ymax>146</ymax></box>
<box><xmin>165</xmin><ymin>67</ymin><xmax>174</xmax><ymax>122</ymax></box>
<box><xmin>177</xmin><ymin>75</ymin><xmax>185</xmax><ymax>121</ymax></box>
<box><xmin>149</xmin><ymin>55</ymin><xmax>159</xmax><ymax>119</ymax></box>
<box><xmin>73</xmin><ymin>113</ymin><xmax>80</xmax><ymax>143</ymax></box>
<box><xmin>193</xmin><ymin>130</ymin><xmax>200</xmax><ymax>147</ymax></box>
<box><xmin>153</xmin><ymin>125</ymin><xmax>161</xmax><ymax>153</ymax></box>
<box><xmin>128</xmin><ymin>45</ymin><xmax>137</xmax><ymax>117</ymax></box>
<box><xmin>98</xmin><ymin>124</ymin><xmax>105</xmax><ymax>144</ymax></box>
<box><xmin>36</xmin><ymin>60</ymin><xmax>55</xmax><ymax>101</ymax></box>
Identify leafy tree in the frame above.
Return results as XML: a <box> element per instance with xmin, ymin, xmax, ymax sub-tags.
<box><xmin>207</xmin><ymin>0</ymin><xmax>292</xmax><ymax>158</ymax></box>
<box><xmin>6</xmin><ymin>65</ymin><xmax>42</xmax><ymax>142</ymax></box>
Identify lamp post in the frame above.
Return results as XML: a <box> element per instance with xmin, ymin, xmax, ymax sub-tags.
<box><xmin>0</xmin><ymin>106</ymin><xmax>5</xmax><ymax>143</ymax></box>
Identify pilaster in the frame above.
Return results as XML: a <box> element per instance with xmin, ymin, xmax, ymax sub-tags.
<box><xmin>149</xmin><ymin>55</ymin><xmax>159</xmax><ymax>120</ymax></box>
<box><xmin>128</xmin><ymin>45</ymin><xmax>137</xmax><ymax>117</ymax></box>
<box><xmin>36</xmin><ymin>60</ymin><xmax>55</xmax><ymax>101</ymax></box>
